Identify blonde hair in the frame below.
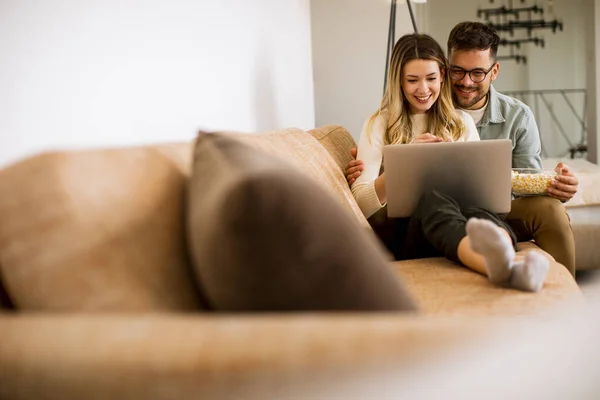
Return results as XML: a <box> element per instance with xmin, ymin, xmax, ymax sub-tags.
<box><xmin>367</xmin><ymin>33</ymin><xmax>465</xmax><ymax>145</ymax></box>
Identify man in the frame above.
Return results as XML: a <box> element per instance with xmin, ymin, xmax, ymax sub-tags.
<box><xmin>345</xmin><ymin>21</ymin><xmax>579</xmax><ymax>276</ymax></box>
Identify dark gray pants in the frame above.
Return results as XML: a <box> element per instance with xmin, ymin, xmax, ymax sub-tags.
<box><xmin>368</xmin><ymin>190</ymin><xmax>518</xmax><ymax>264</ymax></box>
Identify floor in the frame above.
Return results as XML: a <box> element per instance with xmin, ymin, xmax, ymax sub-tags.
<box><xmin>576</xmin><ymin>270</ymin><xmax>600</xmax><ymax>286</ymax></box>
<box><xmin>576</xmin><ymin>270</ymin><xmax>600</xmax><ymax>300</ymax></box>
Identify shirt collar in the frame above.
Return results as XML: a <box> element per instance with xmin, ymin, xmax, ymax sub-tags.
<box><xmin>479</xmin><ymin>85</ymin><xmax>505</xmax><ymax>126</ymax></box>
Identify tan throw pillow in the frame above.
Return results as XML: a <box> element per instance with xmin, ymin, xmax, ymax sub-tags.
<box><xmin>186</xmin><ymin>132</ymin><xmax>417</xmax><ymax>312</ymax></box>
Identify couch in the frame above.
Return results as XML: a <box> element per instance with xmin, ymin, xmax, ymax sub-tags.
<box><xmin>0</xmin><ymin>125</ymin><xmax>583</xmax><ymax>399</ymax></box>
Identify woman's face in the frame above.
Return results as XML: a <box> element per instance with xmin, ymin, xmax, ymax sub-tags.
<box><xmin>401</xmin><ymin>59</ymin><xmax>443</xmax><ymax>114</ymax></box>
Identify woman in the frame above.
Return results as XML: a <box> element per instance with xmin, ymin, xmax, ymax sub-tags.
<box><xmin>351</xmin><ymin>33</ymin><xmax>548</xmax><ymax>292</ymax></box>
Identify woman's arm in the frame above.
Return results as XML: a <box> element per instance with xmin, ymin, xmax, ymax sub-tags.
<box><xmin>351</xmin><ymin>116</ymin><xmax>388</xmax><ymax>219</ymax></box>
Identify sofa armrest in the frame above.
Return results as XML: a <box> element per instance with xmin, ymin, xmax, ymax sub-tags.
<box><xmin>0</xmin><ymin>313</ymin><xmax>523</xmax><ymax>399</ymax></box>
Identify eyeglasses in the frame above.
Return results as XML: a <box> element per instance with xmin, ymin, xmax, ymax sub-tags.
<box><xmin>449</xmin><ymin>64</ymin><xmax>496</xmax><ymax>83</ymax></box>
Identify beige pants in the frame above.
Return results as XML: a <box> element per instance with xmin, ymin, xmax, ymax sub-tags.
<box><xmin>505</xmin><ymin>196</ymin><xmax>576</xmax><ymax>276</ymax></box>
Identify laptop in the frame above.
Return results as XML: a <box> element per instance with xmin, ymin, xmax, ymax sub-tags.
<box><xmin>382</xmin><ymin>139</ymin><xmax>512</xmax><ymax>218</ymax></box>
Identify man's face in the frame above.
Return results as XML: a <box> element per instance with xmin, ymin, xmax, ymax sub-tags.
<box><xmin>448</xmin><ymin>48</ymin><xmax>499</xmax><ymax>110</ymax></box>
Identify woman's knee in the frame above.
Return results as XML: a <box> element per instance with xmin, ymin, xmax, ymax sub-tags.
<box><xmin>464</xmin><ymin>206</ymin><xmax>518</xmax><ymax>247</ymax></box>
<box><xmin>419</xmin><ymin>189</ymin><xmax>457</xmax><ymax>208</ymax></box>
<box><xmin>414</xmin><ymin>190</ymin><xmax>460</xmax><ymax>219</ymax></box>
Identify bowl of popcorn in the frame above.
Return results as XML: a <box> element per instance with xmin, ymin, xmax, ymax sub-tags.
<box><xmin>511</xmin><ymin>168</ymin><xmax>556</xmax><ymax>196</ymax></box>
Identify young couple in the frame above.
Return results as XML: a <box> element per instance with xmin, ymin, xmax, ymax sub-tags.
<box><xmin>347</xmin><ymin>22</ymin><xmax>580</xmax><ymax>292</ymax></box>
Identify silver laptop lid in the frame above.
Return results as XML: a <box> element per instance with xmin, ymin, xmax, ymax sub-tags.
<box><xmin>382</xmin><ymin>139</ymin><xmax>513</xmax><ymax>218</ymax></box>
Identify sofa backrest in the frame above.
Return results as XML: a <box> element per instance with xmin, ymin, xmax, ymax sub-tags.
<box><xmin>0</xmin><ymin>126</ymin><xmax>366</xmax><ymax>311</ymax></box>
<box><xmin>0</xmin><ymin>143</ymin><xmax>205</xmax><ymax>311</ymax></box>
<box><xmin>227</xmin><ymin>127</ymin><xmax>368</xmax><ymax>230</ymax></box>
<box><xmin>308</xmin><ymin>125</ymin><xmax>358</xmax><ymax>175</ymax></box>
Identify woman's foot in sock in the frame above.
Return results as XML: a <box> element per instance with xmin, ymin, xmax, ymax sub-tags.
<box><xmin>510</xmin><ymin>251</ymin><xmax>550</xmax><ymax>292</ymax></box>
<box><xmin>466</xmin><ymin>218</ymin><xmax>515</xmax><ymax>284</ymax></box>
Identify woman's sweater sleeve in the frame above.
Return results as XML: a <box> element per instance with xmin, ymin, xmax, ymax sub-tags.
<box><xmin>351</xmin><ymin>116</ymin><xmax>387</xmax><ymax>219</ymax></box>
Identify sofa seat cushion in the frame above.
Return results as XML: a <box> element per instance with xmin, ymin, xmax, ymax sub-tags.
<box><xmin>394</xmin><ymin>242</ymin><xmax>582</xmax><ymax>316</ymax></box>
<box><xmin>186</xmin><ymin>132</ymin><xmax>416</xmax><ymax>311</ymax></box>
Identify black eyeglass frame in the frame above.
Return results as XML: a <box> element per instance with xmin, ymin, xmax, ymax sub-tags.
<box><xmin>449</xmin><ymin>64</ymin><xmax>497</xmax><ymax>83</ymax></box>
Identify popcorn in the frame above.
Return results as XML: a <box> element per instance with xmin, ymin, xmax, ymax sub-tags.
<box><xmin>511</xmin><ymin>169</ymin><xmax>555</xmax><ymax>196</ymax></box>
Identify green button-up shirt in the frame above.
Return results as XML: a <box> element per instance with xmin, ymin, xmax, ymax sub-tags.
<box><xmin>475</xmin><ymin>85</ymin><xmax>543</xmax><ymax>170</ymax></box>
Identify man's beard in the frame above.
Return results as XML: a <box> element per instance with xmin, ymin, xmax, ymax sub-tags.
<box><xmin>452</xmin><ymin>85</ymin><xmax>488</xmax><ymax>109</ymax></box>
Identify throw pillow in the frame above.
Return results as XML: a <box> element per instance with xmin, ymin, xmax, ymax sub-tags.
<box><xmin>186</xmin><ymin>132</ymin><xmax>417</xmax><ymax>312</ymax></box>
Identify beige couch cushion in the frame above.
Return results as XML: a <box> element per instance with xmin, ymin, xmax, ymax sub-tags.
<box><xmin>230</xmin><ymin>128</ymin><xmax>369</xmax><ymax>229</ymax></box>
<box><xmin>0</xmin><ymin>145</ymin><xmax>204</xmax><ymax>311</ymax></box>
<box><xmin>308</xmin><ymin>125</ymin><xmax>357</xmax><ymax>173</ymax></box>
<box><xmin>397</xmin><ymin>242</ymin><xmax>582</xmax><ymax>316</ymax></box>
<box><xmin>187</xmin><ymin>132</ymin><xmax>416</xmax><ymax>311</ymax></box>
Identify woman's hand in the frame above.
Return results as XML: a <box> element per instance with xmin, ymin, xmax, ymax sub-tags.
<box><xmin>412</xmin><ymin>133</ymin><xmax>446</xmax><ymax>143</ymax></box>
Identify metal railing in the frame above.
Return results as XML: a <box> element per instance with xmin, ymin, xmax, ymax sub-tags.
<box><xmin>502</xmin><ymin>89</ymin><xmax>587</xmax><ymax>159</ymax></box>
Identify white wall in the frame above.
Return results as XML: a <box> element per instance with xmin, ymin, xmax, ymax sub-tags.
<box><xmin>422</xmin><ymin>0</ymin><xmax>589</xmax><ymax>158</ymax></box>
<box><xmin>0</xmin><ymin>0</ymin><xmax>315</xmax><ymax>168</ymax></box>
<box><xmin>586</xmin><ymin>0</ymin><xmax>600</xmax><ymax>163</ymax></box>
<box><xmin>311</xmin><ymin>0</ymin><xmax>426</xmax><ymax>139</ymax></box>
<box><xmin>421</xmin><ymin>0</ymin><xmax>532</xmax><ymax>91</ymax></box>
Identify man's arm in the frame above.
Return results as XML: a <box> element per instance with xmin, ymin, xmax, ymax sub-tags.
<box><xmin>513</xmin><ymin>108</ymin><xmax>578</xmax><ymax>201</ymax></box>
<box><xmin>512</xmin><ymin>109</ymin><xmax>543</xmax><ymax>170</ymax></box>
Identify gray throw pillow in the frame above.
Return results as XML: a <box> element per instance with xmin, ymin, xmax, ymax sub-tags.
<box><xmin>186</xmin><ymin>132</ymin><xmax>417</xmax><ymax>312</ymax></box>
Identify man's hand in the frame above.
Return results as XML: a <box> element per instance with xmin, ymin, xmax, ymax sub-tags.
<box><xmin>412</xmin><ymin>133</ymin><xmax>447</xmax><ymax>144</ymax></box>
<box><xmin>547</xmin><ymin>162</ymin><xmax>579</xmax><ymax>202</ymax></box>
<box><xmin>346</xmin><ymin>147</ymin><xmax>364</xmax><ymax>186</ymax></box>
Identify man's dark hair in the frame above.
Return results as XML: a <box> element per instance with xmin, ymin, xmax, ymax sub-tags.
<box><xmin>447</xmin><ymin>22</ymin><xmax>500</xmax><ymax>61</ymax></box>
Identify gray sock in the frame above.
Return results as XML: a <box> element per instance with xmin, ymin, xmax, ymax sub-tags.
<box><xmin>510</xmin><ymin>251</ymin><xmax>550</xmax><ymax>292</ymax></box>
<box><xmin>466</xmin><ymin>218</ymin><xmax>515</xmax><ymax>284</ymax></box>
